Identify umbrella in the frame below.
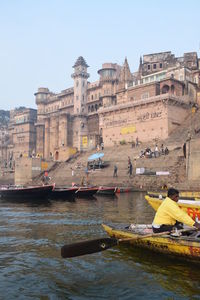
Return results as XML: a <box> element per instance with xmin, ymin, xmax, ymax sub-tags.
<box><xmin>88</xmin><ymin>152</ymin><xmax>104</xmax><ymax>161</ymax></box>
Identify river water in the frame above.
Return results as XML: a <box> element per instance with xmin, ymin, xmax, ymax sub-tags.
<box><xmin>0</xmin><ymin>192</ymin><xmax>200</xmax><ymax>300</ymax></box>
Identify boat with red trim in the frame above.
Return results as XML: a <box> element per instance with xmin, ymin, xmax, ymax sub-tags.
<box><xmin>97</xmin><ymin>186</ymin><xmax>117</xmax><ymax>196</ymax></box>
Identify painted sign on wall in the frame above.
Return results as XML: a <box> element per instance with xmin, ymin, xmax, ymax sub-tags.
<box><xmin>120</xmin><ymin>125</ymin><xmax>136</xmax><ymax>135</ymax></box>
<box><xmin>82</xmin><ymin>136</ymin><xmax>88</xmax><ymax>147</ymax></box>
<box><xmin>41</xmin><ymin>162</ymin><xmax>48</xmax><ymax>170</ymax></box>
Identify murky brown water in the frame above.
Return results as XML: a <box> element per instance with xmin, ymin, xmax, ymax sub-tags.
<box><xmin>0</xmin><ymin>192</ymin><xmax>200</xmax><ymax>299</ymax></box>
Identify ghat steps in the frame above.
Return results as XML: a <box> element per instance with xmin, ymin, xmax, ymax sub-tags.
<box><xmin>39</xmin><ymin>110</ymin><xmax>200</xmax><ymax>190</ymax></box>
<box><xmin>34</xmin><ymin>143</ymin><xmax>186</xmax><ymax>190</ymax></box>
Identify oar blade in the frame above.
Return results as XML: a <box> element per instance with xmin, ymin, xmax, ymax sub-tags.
<box><xmin>61</xmin><ymin>237</ymin><xmax>118</xmax><ymax>258</ymax></box>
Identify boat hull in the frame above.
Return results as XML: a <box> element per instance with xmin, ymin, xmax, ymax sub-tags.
<box><xmin>49</xmin><ymin>187</ymin><xmax>78</xmax><ymax>200</ymax></box>
<box><xmin>0</xmin><ymin>185</ymin><xmax>54</xmax><ymax>200</ymax></box>
<box><xmin>75</xmin><ymin>187</ymin><xmax>99</xmax><ymax>198</ymax></box>
<box><xmin>102</xmin><ymin>224</ymin><xmax>200</xmax><ymax>262</ymax></box>
<box><xmin>97</xmin><ymin>187</ymin><xmax>117</xmax><ymax>196</ymax></box>
<box><xmin>145</xmin><ymin>195</ymin><xmax>200</xmax><ymax>220</ymax></box>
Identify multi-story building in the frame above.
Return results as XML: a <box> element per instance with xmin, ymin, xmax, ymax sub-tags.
<box><xmin>8</xmin><ymin>108</ymin><xmax>37</xmax><ymax>160</ymax></box>
<box><xmin>34</xmin><ymin>51</ymin><xmax>200</xmax><ymax>161</ymax></box>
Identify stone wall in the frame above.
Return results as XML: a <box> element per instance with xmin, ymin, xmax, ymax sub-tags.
<box><xmin>187</xmin><ymin>138</ymin><xmax>200</xmax><ymax>180</ymax></box>
<box><xmin>15</xmin><ymin>157</ymin><xmax>41</xmax><ymax>185</ymax></box>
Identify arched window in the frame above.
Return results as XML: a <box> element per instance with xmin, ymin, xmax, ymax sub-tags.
<box><xmin>162</xmin><ymin>85</ymin><xmax>169</xmax><ymax>94</ymax></box>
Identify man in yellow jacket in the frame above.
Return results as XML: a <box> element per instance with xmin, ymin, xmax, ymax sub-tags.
<box><xmin>152</xmin><ymin>188</ymin><xmax>200</xmax><ymax>233</ymax></box>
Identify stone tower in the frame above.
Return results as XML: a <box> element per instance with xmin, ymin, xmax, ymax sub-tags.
<box><xmin>71</xmin><ymin>57</ymin><xmax>90</xmax><ymax>151</ymax></box>
<box><xmin>71</xmin><ymin>56</ymin><xmax>90</xmax><ymax>115</ymax></box>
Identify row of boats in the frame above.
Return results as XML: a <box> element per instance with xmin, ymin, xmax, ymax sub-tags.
<box><xmin>0</xmin><ymin>184</ymin><xmax>118</xmax><ymax>201</ymax></box>
<box><xmin>2</xmin><ymin>183</ymin><xmax>200</xmax><ymax>263</ymax></box>
<box><xmin>102</xmin><ymin>190</ymin><xmax>200</xmax><ymax>264</ymax></box>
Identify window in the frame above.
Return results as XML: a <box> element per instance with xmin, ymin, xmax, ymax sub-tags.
<box><xmin>141</xmin><ymin>92</ymin><xmax>149</xmax><ymax>99</ymax></box>
<box><xmin>153</xmin><ymin>64</ymin><xmax>156</xmax><ymax>69</ymax></box>
<box><xmin>180</xmin><ymin>75</ymin><xmax>183</xmax><ymax>81</ymax></box>
<box><xmin>82</xmin><ymin>95</ymin><xmax>84</xmax><ymax>101</ymax></box>
<box><xmin>160</xmin><ymin>63</ymin><xmax>162</xmax><ymax>68</ymax></box>
<box><xmin>148</xmin><ymin>65</ymin><xmax>151</xmax><ymax>70</ymax></box>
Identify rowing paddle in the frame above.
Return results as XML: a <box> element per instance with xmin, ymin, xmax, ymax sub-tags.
<box><xmin>61</xmin><ymin>231</ymin><xmax>170</xmax><ymax>258</ymax></box>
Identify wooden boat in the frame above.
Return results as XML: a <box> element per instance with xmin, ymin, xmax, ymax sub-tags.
<box><xmin>75</xmin><ymin>186</ymin><xmax>99</xmax><ymax>198</ymax></box>
<box><xmin>145</xmin><ymin>195</ymin><xmax>200</xmax><ymax>220</ymax></box>
<box><xmin>102</xmin><ymin>223</ymin><xmax>200</xmax><ymax>262</ymax></box>
<box><xmin>88</xmin><ymin>161</ymin><xmax>110</xmax><ymax>170</ymax></box>
<box><xmin>116</xmin><ymin>187</ymin><xmax>135</xmax><ymax>193</ymax></box>
<box><xmin>49</xmin><ymin>187</ymin><xmax>78</xmax><ymax>200</ymax></box>
<box><xmin>0</xmin><ymin>184</ymin><xmax>54</xmax><ymax>200</ymax></box>
<box><xmin>147</xmin><ymin>191</ymin><xmax>200</xmax><ymax>201</ymax></box>
<box><xmin>97</xmin><ymin>186</ymin><xmax>117</xmax><ymax>196</ymax></box>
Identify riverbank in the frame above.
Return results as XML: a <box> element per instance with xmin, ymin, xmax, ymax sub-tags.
<box><xmin>1</xmin><ymin>138</ymin><xmax>199</xmax><ymax>191</ymax></box>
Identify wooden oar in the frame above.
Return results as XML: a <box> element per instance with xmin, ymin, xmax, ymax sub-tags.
<box><xmin>61</xmin><ymin>231</ymin><xmax>170</xmax><ymax>258</ymax></box>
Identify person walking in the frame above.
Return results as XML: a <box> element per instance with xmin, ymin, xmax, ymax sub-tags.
<box><xmin>128</xmin><ymin>162</ymin><xmax>133</xmax><ymax>178</ymax></box>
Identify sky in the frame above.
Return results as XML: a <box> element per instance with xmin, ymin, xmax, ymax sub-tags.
<box><xmin>0</xmin><ymin>0</ymin><xmax>200</xmax><ymax>110</ymax></box>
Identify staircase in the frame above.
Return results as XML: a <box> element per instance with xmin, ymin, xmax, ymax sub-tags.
<box><xmin>31</xmin><ymin>142</ymin><xmax>186</xmax><ymax>190</ymax></box>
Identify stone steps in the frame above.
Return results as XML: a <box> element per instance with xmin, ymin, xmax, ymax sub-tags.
<box><xmin>41</xmin><ymin>141</ymin><xmax>187</xmax><ymax>189</ymax></box>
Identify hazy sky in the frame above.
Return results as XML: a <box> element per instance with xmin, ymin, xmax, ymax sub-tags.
<box><xmin>0</xmin><ymin>0</ymin><xmax>200</xmax><ymax>110</ymax></box>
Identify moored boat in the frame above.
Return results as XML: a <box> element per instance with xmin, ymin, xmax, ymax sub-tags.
<box><xmin>145</xmin><ymin>195</ymin><xmax>200</xmax><ymax>220</ymax></box>
<box><xmin>75</xmin><ymin>186</ymin><xmax>99</xmax><ymax>198</ymax></box>
<box><xmin>0</xmin><ymin>184</ymin><xmax>54</xmax><ymax>200</ymax></box>
<box><xmin>102</xmin><ymin>223</ymin><xmax>200</xmax><ymax>262</ymax></box>
<box><xmin>49</xmin><ymin>187</ymin><xmax>78</xmax><ymax>200</ymax></box>
<box><xmin>147</xmin><ymin>191</ymin><xmax>200</xmax><ymax>201</ymax></box>
<box><xmin>116</xmin><ymin>187</ymin><xmax>135</xmax><ymax>193</ymax></box>
<box><xmin>97</xmin><ymin>186</ymin><xmax>117</xmax><ymax>196</ymax></box>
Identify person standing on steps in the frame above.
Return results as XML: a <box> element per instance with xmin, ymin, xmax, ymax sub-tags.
<box><xmin>128</xmin><ymin>162</ymin><xmax>133</xmax><ymax>178</ymax></box>
<box><xmin>136</xmin><ymin>136</ymin><xmax>139</xmax><ymax>147</ymax></box>
<box><xmin>113</xmin><ymin>164</ymin><xmax>118</xmax><ymax>177</ymax></box>
<box><xmin>42</xmin><ymin>171</ymin><xmax>51</xmax><ymax>185</ymax></box>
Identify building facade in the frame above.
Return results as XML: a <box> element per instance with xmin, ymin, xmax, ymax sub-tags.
<box><xmin>8</xmin><ymin>108</ymin><xmax>37</xmax><ymax>161</ymax></box>
<box><xmin>34</xmin><ymin>51</ymin><xmax>200</xmax><ymax>160</ymax></box>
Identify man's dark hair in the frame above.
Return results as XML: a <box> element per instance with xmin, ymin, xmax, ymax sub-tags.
<box><xmin>168</xmin><ymin>188</ymin><xmax>179</xmax><ymax>197</ymax></box>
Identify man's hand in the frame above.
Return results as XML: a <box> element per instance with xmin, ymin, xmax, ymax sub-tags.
<box><xmin>194</xmin><ymin>222</ymin><xmax>200</xmax><ymax>230</ymax></box>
